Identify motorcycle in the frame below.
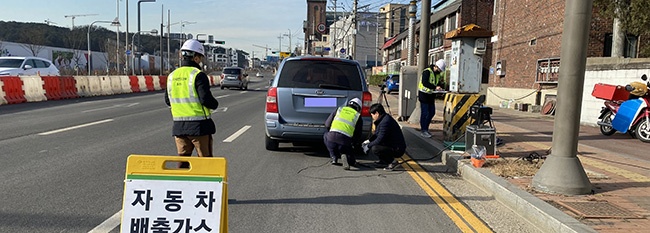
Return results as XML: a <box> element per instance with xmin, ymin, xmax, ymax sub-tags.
<box><xmin>593</xmin><ymin>74</ymin><xmax>650</xmax><ymax>142</ymax></box>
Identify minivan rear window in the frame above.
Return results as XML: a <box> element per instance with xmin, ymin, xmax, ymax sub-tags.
<box><xmin>223</xmin><ymin>68</ymin><xmax>241</xmax><ymax>75</ymax></box>
<box><xmin>277</xmin><ymin>60</ymin><xmax>363</xmax><ymax>90</ymax></box>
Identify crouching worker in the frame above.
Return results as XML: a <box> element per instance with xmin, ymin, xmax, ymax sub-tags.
<box><xmin>324</xmin><ymin>98</ymin><xmax>364</xmax><ymax>170</ymax></box>
<box><xmin>364</xmin><ymin>103</ymin><xmax>406</xmax><ymax>170</ymax></box>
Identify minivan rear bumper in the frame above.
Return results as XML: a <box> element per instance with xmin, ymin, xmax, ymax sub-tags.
<box><xmin>265</xmin><ymin>113</ymin><xmax>372</xmax><ymax>142</ymax></box>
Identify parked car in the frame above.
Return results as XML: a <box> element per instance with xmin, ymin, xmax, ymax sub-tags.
<box><xmin>0</xmin><ymin>56</ymin><xmax>60</xmax><ymax>76</ymax></box>
<box><xmin>383</xmin><ymin>74</ymin><xmax>400</xmax><ymax>94</ymax></box>
<box><xmin>264</xmin><ymin>56</ymin><xmax>373</xmax><ymax>151</ymax></box>
<box><xmin>220</xmin><ymin>67</ymin><xmax>249</xmax><ymax>90</ymax></box>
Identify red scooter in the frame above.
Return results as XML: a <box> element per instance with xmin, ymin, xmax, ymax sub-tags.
<box><xmin>593</xmin><ymin>74</ymin><xmax>650</xmax><ymax>142</ymax></box>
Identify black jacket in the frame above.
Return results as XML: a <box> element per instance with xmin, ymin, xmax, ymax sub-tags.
<box><xmin>418</xmin><ymin>68</ymin><xmax>445</xmax><ymax>104</ymax></box>
<box><xmin>164</xmin><ymin>60</ymin><xmax>219</xmax><ymax>136</ymax></box>
<box><xmin>368</xmin><ymin>113</ymin><xmax>406</xmax><ymax>153</ymax></box>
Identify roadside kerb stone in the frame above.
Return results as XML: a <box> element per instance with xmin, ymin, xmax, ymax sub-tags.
<box><xmin>400</xmin><ymin>124</ymin><xmax>596</xmax><ymax>233</ymax></box>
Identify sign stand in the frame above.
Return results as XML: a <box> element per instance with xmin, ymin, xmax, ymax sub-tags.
<box><xmin>121</xmin><ymin>155</ymin><xmax>228</xmax><ymax>233</ymax></box>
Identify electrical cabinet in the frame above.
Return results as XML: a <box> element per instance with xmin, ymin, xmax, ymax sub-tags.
<box><xmin>449</xmin><ymin>39</ymin><xmax>482</xmax><ymax>93</ymax></box>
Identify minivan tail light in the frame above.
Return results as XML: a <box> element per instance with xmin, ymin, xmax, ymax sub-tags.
<box><xmin>266</xmin><ymin>87</ymin><xmax>278</xmax><ymax>113</ymax></box>
<box><xmin>361</xmin><ymin>91</ymin><xmax>372</xmax><ymax>117</ymax></box>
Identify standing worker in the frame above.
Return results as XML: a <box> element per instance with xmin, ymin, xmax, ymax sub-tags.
<box><xmin>324</xmin><ymin>98</ymin><xmax>364</xmax><ymax>170</ymax></box>
<box><xmin>363</xmin><ymin>103</ymin><xmax>406</xmax><ymax>170</ymax></box>
<box><xmin>418</xmin><ymin>59</ymin><xmax>446</xmax><ymax>138</ymax></box>
<box><xmin>165</xmin><ymin>39</ymin><xmax>219</xmax><ymax>167</ymax></box>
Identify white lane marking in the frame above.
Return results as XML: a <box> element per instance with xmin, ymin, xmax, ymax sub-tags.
<box><xmin>223</xmin><ymin>125</ymin><xmax>251</xmax><ymax>142</ymax></box>
<box><xmin>38</xmin><ymin>119</ymin><xmax>114</xmax><ymax>136</ymax></box>
<box><xmin>217</xmin><ymin>95</ymin><xmax>230</xmax><ymax>98</ymax></box>
<box><xmin>239</xmin><ymin>91</ymin><xmax>248</xmax><ymax>94</ymax></box>
<box><xmin>82</xmin><ymin>105</ymin><xmax>122</xmax><ymax>113</ymax></box>
<box><xmin>212</xmin><ymin>107</ymin><xmax>228</xmax><ymax>113</ymax></box>
<box><xmin>88</xmin><ymin>210</ymin><xmax>121</xmax><ymax>233</ymax></box>
<box><xmin>82</xmin><ymin>103</ymin><xmax>139</xmax><ymax>113</ymax></box>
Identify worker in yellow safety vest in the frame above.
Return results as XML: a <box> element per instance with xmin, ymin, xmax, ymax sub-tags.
<box><xmin>324</xmin><ymin>98</ymin><xmax>364</xmax><ymax>170</ymax></box>
<box><xmin>418</xmin><ymin>59</ymin><xmax>446</xmax><ymax>138</ymax></box>
<box><xmin>164</xmin><ymin>39</ymin><xmax>219</xmax><ymax>167</ymax></box>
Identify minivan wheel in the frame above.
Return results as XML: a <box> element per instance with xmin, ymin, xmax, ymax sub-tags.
<box><xmin>265</xmin><ymin>135</ymin><xmax>279</xmax><ymax>150</ymax></box>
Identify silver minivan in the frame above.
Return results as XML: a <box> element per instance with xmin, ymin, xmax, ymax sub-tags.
<box><xmin>264</xmin><ymin>56</ymin><xmax>373</xmax><ymax>150</ymax></box>
<box><xmin>220</xmin><ymin>67</ymin><xmax>249</xmax><ymax>90</ymax></box>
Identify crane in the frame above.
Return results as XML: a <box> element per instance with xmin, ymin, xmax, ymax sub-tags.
<box><xmin>44</xmin><ymin>19</ymin><xmax>58</xmax><ymax>26</ymax></box>
<box><xmin>252</xmin><ymin>44</ymin><xmax>272</xmax><ymax>57</ymax></box>
<box><xmin>64</xmin><ymin>14</ymin><xmax>98</xmax><ymax>29</ymax></box>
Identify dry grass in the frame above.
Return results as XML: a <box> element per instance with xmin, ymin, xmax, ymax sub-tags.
<box><xmin>482</xmin><ymin>158</ymin><xmax>544</xmax><ymax>178</ymax></box>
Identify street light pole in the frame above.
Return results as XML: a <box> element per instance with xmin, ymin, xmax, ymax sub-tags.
<box><xmin>131</xmin><ymin>29</ymin><xmax>158</xmax><ymax>75</ymax></box>
<box><xmin>116</xmin><ymin>0</ymin><xmax>120</xmax><ymax>74</ymax></box>
<box><xmin>137</xmin><ymin>0</ymin><xmax>156</xmax><ymax>75</ymax></box>
<box><xmin>126</xmin><ymin>0</ymin><xmax>130</xmax><ymax>74</ymax></box>
<box><xmin>88</xmin><ymin>20</ymin><xmax>118</xmax><ymax>75</ymax></box>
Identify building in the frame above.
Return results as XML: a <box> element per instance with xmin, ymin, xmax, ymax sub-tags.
<box><xmin>381</xmin><ymin>0</ymin><xmax>493</xmax><ymax>77</ymax></box>
<box><xmin>304</xmin><ymin>0</ymin><xmax>327</xmax><ymax>55</ymax></box>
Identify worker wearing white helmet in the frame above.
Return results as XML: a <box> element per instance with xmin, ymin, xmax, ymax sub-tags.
<box><xmin>324</xmin><ymin>97</ymin><xmax>364</xmax><ymax>170</ymax></box>
<box><xmin>164</xmin><ymin>39</ymin><xmax>219</xmax><ymax>167</ymax></box>
<box><xmin>418</xmin><ymin>59</ymin><xmax>446</xmax><ymax>138</ymax></box>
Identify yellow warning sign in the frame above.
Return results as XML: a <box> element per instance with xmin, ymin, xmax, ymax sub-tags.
<box><xmin>120</xmin><ymin>155</ymin><xmax>228</xmax><ymax>233</ymax></box>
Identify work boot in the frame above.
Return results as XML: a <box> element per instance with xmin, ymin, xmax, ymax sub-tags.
<box><xmin>342</xmin><ymin>154</ymin><xmax>350</xmax><ymax>170</ymax></box>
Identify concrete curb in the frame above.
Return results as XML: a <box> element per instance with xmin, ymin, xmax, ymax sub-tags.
<box><xmin>399</xmin><ymin>125</ymin><xmax>597</xmax><ymax>233</ymax></box>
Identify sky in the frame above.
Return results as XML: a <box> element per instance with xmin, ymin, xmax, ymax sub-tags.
<box><xmin>0</xmin><ymin>0</ymin><xmax>414</xmax><ymax>56</ymax></box>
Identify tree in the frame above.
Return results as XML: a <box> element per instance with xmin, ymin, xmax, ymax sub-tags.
<box><xmin>20</xmin><ymin>30</ymin><xmax>46</xmax><ymax>56</ymax></box>
<box><xmin>594</xmin><ymin>0</ymin><xmax>649</xmax><ymax>35</ymax></box>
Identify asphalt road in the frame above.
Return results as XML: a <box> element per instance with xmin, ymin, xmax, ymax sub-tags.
<box><xmin>0</xmin><ymin>72</ymin><xmax>542</xmax><ymax>233</ymax></box>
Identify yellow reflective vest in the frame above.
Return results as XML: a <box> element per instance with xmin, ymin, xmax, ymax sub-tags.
<box><xmin>167</xmin><ymin>67</ymin><xmax>211</xmax><ymax>121</ymax></box>
<box><xmin>418</xmin><ymin>67</ymin><xmax>443</xmax><ymax>94</ymax></box>
<box><xmin>330</xmin><ymin>106</ymin><xmax>360</xmax><ymax>138</ymax></box>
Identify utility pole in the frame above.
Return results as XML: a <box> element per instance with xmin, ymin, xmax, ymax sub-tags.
<box><xmin>351</xmin><ymin>0</ymin><xmax>358</xmax><ymax>59</ymax></box>
<box><xmin>116</xmin><ymin>0</ymin><xmax>120</xmax><ymax>74</ymax></box>
<box><xmin>160</xmin><ymin>4</ymin><xmax>164</xmax><ymax>75</ymax></box>
<box><xmin>408</xmin><ymin>0</ymin><xmax>431</xmax><ymax>125</ymax></box>
<box><xmin>167</xmin><ymin>9</ymin><xmax>170</xmax><ymax>72</ymax></box>
<box><xmin>407</xmin><ymin>0</ymin><xmax>417</xmax><ymax>66</ymax></box>
<box><xmin>531</xmin><ymin>0</ymin><xmax>593</xmax><ymax>195</ymax></box>
<box><xmin>332</xmin><ymin>0</ymin><xmax>337</xmax><ymax>57</ymax></box>
<box><xmin>278</xmin><ymin>33</ymin><xmax>283</xmax><ymax>53</ymax></box>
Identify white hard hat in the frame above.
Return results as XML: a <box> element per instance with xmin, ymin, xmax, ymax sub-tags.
<box><xmin>349</xmin><ymin>98</ymin><xmax>362</xmax><ymax>109</ymax></box>
<box><xmin>435</xmin><ymin>59</ymin><xmax>446</xmax><ymax>72</ymax></box>
<box><xmin>181</xmin><ymin>39</ymin><xmax>205</xmax><ymax>56</ymax></box>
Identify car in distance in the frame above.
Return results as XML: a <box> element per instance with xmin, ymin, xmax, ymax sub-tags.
<box><xmin>383</xmin><ymin>74</ymin><xmax>399</xmax><ymax>94</ymax></box>
<box><xmin>264</xmin><ymin>56</ymin><xmax>373</xmax><ymax>151</ymax></box>
<box><xmin>0</xmin><ymin>56</ymin><xmax>60</xmax><ymax>76</ymax></box>
<box><xmin>220</xmin><ymin>67</ymin><xmax>249</xmax><ymax>90</ymax></box>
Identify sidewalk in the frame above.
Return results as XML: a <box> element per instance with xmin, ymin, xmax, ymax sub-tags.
<box><xmin>369</xmin><ymin>86</ymin><xmax>650</xmax><ymax>233</ymax></box>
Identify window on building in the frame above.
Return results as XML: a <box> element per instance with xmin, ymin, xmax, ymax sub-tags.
<box><xmin>431</xmin><ymin>20</ymin><xmax>445</xmax><ymax>48</ymax></box>
<box><xmin>447</xmin><ymin>13</ymin><xmax>457</xmax><ymax>32</ymax></box>
<box><xmin>603</xmin><ymin>33</ymin><xmax>639</xmax><ymax>58</ymax></box>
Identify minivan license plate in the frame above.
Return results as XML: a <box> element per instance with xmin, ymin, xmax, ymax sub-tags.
<box><xmin>304</xmin><ymin>98</ymin><xmax>336</xmax><ymax>107</ymax></box>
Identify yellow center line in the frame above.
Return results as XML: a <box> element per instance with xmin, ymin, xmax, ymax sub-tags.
<box><xmin>400</xmin><ymin>154</ymin><xmax>493</xmax><ymax>233</ymax></box>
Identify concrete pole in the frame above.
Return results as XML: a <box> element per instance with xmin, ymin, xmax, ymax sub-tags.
<box><xmin>408</xmin><ymin>0</ymin><xmax>431</xmax><ymax>125</ymax></box>
<box><xmin>531</xmin><ymin>0</ymin><xmax>593</xmax><ymax>195</ymax></box>
<box><xmin>167</xmin><ymin>9</ymin><xmax>170</xmax><ymax>72</ymax></box>
<box><xmin>406</xmin><ymin>0</ymin><xmax>416</xmax><ymax>66</ymax></box>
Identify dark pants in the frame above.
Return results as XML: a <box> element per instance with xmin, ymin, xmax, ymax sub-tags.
<box><xmin>420</xmin><ymin>101</ymin><xmax>436</xmax><ymax>132</ymax></box>
<box><xmin>324</xmin><ymin>135</ymin><xmax>355</xmax><ymax>164</ymax></box>
<box><xmin>371</xmin><ymin>145</ymin><xmax>404</xmax><ymax>164</ymax></box>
